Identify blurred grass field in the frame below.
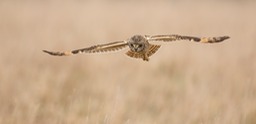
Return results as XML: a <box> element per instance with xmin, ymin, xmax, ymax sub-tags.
<box><xmin>0</xmin><ymin>0</ymin><xmax>256</xmax><ymax>124</ymax></box>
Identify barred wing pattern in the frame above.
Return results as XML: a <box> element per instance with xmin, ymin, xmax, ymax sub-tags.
<box><xmin>125</xmin><ymin>44</ymin><xmax>161</xmax><ymax>61</ymax></box>
<box><xmin>147</xmin><ymin>35</ymin><xmax>230</xmax><ymax>43</ymax></box>
<box><xmin>43</xmin><ymin>41</ymin><xmax>128</xmax><ymax>56</ymax></box>
<box><xmin>43</xmin><ymin>34</ymin><xmax>230</xmax><ymax>61</ymax></box>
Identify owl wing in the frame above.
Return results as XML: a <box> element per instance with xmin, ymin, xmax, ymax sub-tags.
<box><xmin>146</xmin><ymin>34</ymin><xmax>230</xmax><ymax>43</ymax></box>
<box><xmin>43</xmin><ymin>41</ymin><xmax>128</xmax><ymax>56</ymax></box>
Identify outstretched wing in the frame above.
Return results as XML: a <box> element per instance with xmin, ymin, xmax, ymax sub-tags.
<box><xmin>146</xmin><ymin>34</ymin><xmax>230</xmax><ymax>43</ymax></box>
<box><xmin>43</xmin><ymin>41</ymin><xmax>128</xmax><ymax>56</ymax></box>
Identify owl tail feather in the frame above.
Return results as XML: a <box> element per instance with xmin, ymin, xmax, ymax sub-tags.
<box><xmin>126</xmin><ymin>44</ymin><xmax>161</xmax><ymax>61</ymax></box>
<box><xmin>147</xmin><ymin>44</ymin><xmax>161</xmax><ymax>57</ymax></box>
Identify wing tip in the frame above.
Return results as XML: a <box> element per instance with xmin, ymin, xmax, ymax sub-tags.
<box><xmin>200</xmin><ymin>35</ymin><xmax>230</xmax><ymax>43</ymax></box>
<box><xmin>42</xmin><ymin>50</ymin><xmax>72</xmax><ymax>56</ymax></box>
<box><xmin>216</xmin><ymin>35</ymin><xmax>230</xmax><ymax>42</ymax></box>
<box><xmin>42</xmin><ymin>50</ymin><xmax>52</xmax><ymax>55</ymax></box>
<box><xmin>220</xmin><ymin>35</ymin><xmax>230</xmax><ymax>40</ymax></box>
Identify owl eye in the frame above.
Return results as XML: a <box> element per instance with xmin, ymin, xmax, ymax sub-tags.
<box><xmin>138</xmin><ymin>44</ymin><xmax>143</xmax><ymax>47</ymax></box>
<box><xmin>130</xmin><ymin>44</ymin><xmax>134</xmax><ymax>47</ymax></box>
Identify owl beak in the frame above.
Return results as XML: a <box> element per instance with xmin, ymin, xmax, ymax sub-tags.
<box><xmin>134</xmin><ymin>45</ymin><xmax>139</xmax><ymax>51</ymax></box>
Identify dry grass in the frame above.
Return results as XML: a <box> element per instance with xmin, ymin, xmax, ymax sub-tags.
<box><xmin>0</xmin><ymin>1</ymin><xmax>256</xmax><ymax>124</ymax></box>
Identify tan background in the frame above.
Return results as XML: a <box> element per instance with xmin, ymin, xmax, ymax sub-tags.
<box><xmin>0</xmin><ymin>0</ymin><xmax>256</xmax><ymax>124</ymax></box>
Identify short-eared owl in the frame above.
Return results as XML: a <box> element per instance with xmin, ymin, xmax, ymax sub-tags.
<box><xmin>43</xmin><ymin>34</ymin><xmax>229</xmax><ymax>61</ymax></box>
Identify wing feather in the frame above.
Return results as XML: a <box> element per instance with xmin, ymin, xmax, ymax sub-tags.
<box><xmin>147</xmin><ymin>35</ymin><xmax>230</xmax><ymax>43</ymax></box>
<box><xmin>147</xmin><ymin>44</ymin><xmax>161</xmax><ymax>57</ymax></box>
<box><xmin>43</xmin><ymin>41</ymin><xmax>128</xmax><ymax>56</ymax></box>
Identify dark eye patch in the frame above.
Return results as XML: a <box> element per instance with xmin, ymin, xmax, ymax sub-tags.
<box><xmin>138</xmin><ymin>44</ymin><xmax>143</xmax><ymax>47</ymax></box>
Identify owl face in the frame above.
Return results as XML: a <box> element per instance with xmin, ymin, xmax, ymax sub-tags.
<box><xmin>128</xmin><ymin>35</ymin><xmax>147</xmax><ymax>52</ymax></box>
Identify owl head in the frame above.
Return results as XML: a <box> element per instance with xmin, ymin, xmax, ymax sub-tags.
<box><xmin>128</xmin><ymin>35</ymin><xmax>147</xmax><ymax>52</ymax></box>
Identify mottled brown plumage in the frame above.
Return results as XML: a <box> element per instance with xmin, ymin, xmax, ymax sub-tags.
<box><xmin>43</xmin><ymin>34</ymin><xmax>230</xmax><ymax>61</ymax></box>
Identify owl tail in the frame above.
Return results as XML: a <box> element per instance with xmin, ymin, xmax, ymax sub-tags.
<box><xmin>147</xmin><ymin>44</ymin><xmax>161</xmax><ymax>57</ymax></box>
<box><xmin>126</xmin><ymin>44</ymin><xmax>161</xmax><ymax>61</ymax></box>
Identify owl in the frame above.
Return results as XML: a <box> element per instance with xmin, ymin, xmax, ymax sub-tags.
<box><xmin>43</xmin><ymin>34</ymin><xmax>230</xmax><ymax>61</ymax></box>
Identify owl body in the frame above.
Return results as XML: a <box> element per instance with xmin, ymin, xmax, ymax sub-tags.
<box><xmin>43</xmin><ymin>34</ymin><xmax>229</xmax><ymax>61</ymax></box>
<box><xmin>127</xmin><ymin>35</ymin><xmax>151</xmax><ymax>61</ymax></box>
